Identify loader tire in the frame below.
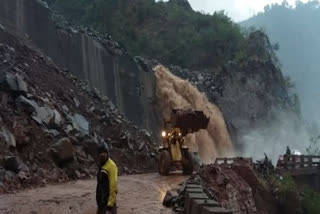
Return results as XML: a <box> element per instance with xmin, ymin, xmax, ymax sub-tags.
<box><xmin>182</xmin><ymin>151</ymin><xmax>194</xmax><ymax>175</ymax></box>
<box><xmin>158</xmin><ymin>150</ymin><xmax>171</xmax><ymax>176</ymax></box>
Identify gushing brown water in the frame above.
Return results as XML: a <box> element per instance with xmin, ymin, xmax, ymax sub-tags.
<box><xmin>154</xmin><ymin>65</ymin><xmax>234</xmax><ymax>163</ymax></box>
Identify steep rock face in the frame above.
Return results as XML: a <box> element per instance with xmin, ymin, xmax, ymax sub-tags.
<box><xmin>170</xmin><ymin>62</ymin><xmax>294</xmax><ymax>149</ymax></box>
<box><xmin>0</xmin><ymin>0</ymin><xmax>160</xmax><ymax>133</ymax></box>
<box><xmin>167</xmin><ymin>32</ymin><xmax>297</xmax><ymax>150</ymax></box>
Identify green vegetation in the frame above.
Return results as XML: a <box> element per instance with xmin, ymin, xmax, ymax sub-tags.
<box><xmin>302</xmin><ymin>188</ymin><xmax>320</xmax><ymax>214</ymax></box>
<box><xmin>276</xmin><ymin>175</ymin><xmax>301</xmax><ymax>213</ymax></box>
<box><xmin>265</xmin><ymin>173</ymin><xmax>320</xmax><ymax>214</ymax></box>
<box><xmin>306</xmin><ymin>135</ymin><xmax>320</xmax><ymax>156</ymax></box>
<box><xmin>47</xmin><ymin>0</ymin><xmax>276</xmax><ymax>70</ymax></box>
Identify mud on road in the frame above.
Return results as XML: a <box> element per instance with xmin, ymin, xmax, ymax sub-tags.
<box><xmin>0</xmin><ymin>173</ymin><xmax>186</xmax><ymax>214</ymax></box>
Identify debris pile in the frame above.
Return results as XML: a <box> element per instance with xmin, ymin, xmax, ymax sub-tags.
<box><xmin>0</xmin><ymin>30</ymin><xmax>157</xmax><ymax>194</ymax></box>
<box><xmin>165</xmin><ymin>159</ymin><xmax>280</xmax><ymax>214</ymax></box>
<box><xmin>199</xmin><ymin>159</ymin><xmax>280</xmax><ymax>214</ymax></box>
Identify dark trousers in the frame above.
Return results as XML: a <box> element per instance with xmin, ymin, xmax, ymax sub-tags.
<box><xmin>97</xmin><ymin>205</ymin><xmax>117</xmax><ymax>214</ymax></box>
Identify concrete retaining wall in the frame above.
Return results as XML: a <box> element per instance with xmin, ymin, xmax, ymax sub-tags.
<box><xmin>184</xmin><ymin>184</ymin><xmax>232</xmax><ymax>214</ymax></box>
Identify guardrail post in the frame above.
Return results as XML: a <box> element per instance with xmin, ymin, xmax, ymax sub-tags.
<box><xmin>300</xmin><ymin>155</ymin><xmax>304</xmax><ymax>168</ymax></box>
<box><xmin>308</xmin><ymin>157</ymin><xmax>312</xmax><ymax>168</ymax></box>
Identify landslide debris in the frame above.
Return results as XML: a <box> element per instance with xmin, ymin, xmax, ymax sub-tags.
<box><xmin>198</xmin><ymin>159</ymin><xmax>280</xmax><ymax>214</ymax></box>
<box><xmin>0</xmin><ymin>30</ymin><xmax>157</xmax><ymax>194</ymax></box>
<box><xmin>166</xmin><ymin>159</ymin><xmax>281</xmax><ymax>214</ymax></box>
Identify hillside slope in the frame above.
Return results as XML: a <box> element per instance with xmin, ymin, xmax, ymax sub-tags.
<box><xmin>241</xmin><ymin>1</ymin><xmax>320</xmax><ymax>124</ymax></box>
<box><xmin>0</xmin><ymin>28</ymin><xmax>156</xmax><ymax>193</ymax></box>
<box><xmin>0</xmin><ymin>0</ymin><xmax>160</xmax><ymax>132</ymax></box>
<box><xmin>47</xmin><ymin>0</ymin><xmax>247</xmax><ymax>70</ymax></box>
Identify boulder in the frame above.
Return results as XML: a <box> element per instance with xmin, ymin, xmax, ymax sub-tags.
<box><xmin>32</xmin><ymin>106</ymin><xmax>55</xmax><ymax>125</ymax></box>
<box><xmin>118</xmin><ymin>134</ymin><xmax>130</xmax><ymax>148</ymax></box>
<box><xmin>69</xmin><ymin>113</ymin><xmax>89</xmax><ymax>136</ymax></box>
<box><xmin>52</xmin><ymin>110</ymin><xmax>63</xmax><ymax>125</ymax></box>
<box><xmin>141</xmin><ymin>129</ymin><xmax>152</xmax><ymax>138</ymax></box>
<box><xmin>16</xmin><ymin>96</ymin><xmax>63</xmax><ymax>126</ymax></box>
<box><xmin>163</xmin><ymin>190</ymin><xmax>178</xmax><ymax>207</ymax></box>
<box><xmin>64</xmin><ymin>124</ymin><xmax>73</xmax><ymax>134</ymax></box>
<box><xmin>138</xmin><ymin>142</ymin><xmax>146</xmax><ymax>152</ymax></box>
<box><xmin>62</xmin><ymin>105</ymin><xmax>69</xmax><ymax>113</ymax></box>
<box><xmin>3</xmin><ymin>156</ymin><xmax>19</xmax><ymax>173</ymax></box>
<box><xmin>15</xmin><ymin>74</ymin><xmax>28</xmax><ymax>92</ymax></box>
<box><xmin>74</xmin><ymin>170</ymin><xmax>81</xmax><ymax>179</ymax></box>
<box><xmin>0</xmin><ymin>167</ymin><xmax>5</xmax><ymax>180</ymax></box>
<box><xmin>73</xmin><ymin>97</ymin><xmax>80</xmax><ymax>107</ymax></box>
<box><xmin>31</xmin><ymin>163</ymin><xmax>38</xmax><ymax>172</ymax></box>
<box><xmin>0</xmin><ymin>127</ymin><xmax>16</xmax><ymax>148</ymax></box>
<box><xmin>0</xmin><ymin>72</ymin><xmax>27</xmax><ymax>93</ymax></box>
<box><xmin>45</xmin><ymin>129</ymin><xmax>60</xmax><ymax>137</ymax></box>
<box><xmin>17</xmin><ymin>171</ymin><xmax>30</xmax><ymax>181</ymax></box>
<box><xmin>0</xmin><ymin>24</ymin><xmax>5</xmax><ymax>31</ymax></box>
<box><xmin>51</xmin><ymin>138</ymin><xmax>74</xmax><ymax>164</ymax></box>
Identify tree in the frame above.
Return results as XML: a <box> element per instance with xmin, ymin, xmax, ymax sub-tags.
<box><xmin>306</xmin><ymin>135</ymin><xmax>320</xmax><ymax>156</ymax></box>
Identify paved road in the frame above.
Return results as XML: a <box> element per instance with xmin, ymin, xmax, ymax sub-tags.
<box><xmin>0</xmin><ymin>173</ymin><xmax>186</xmax><ymax>214</ymax></box>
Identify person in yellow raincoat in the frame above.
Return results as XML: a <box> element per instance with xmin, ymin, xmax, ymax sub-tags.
<box><xmin>96</xmin><ymin>143</ymin><xmax>118</xmax><ymax>214</ymax></box>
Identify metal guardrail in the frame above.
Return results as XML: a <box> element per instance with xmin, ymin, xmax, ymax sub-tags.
<box><xmin>214</xmin><ymin>157</ymin><xmax>253</xmax><ymax>165</ymax></box>
<box><xmin>277</xmin><ymin>155</ymin><xmax>320</xmax><ymax>169</ymax></box>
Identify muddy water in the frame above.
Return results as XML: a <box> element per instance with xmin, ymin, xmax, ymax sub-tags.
<box><xmin>0</xmin><ymin>173</ymin><xmax>186</xmax><ymax>214</ymax></box>
<box><xmin>154</xmin><ymin>65</ymin><xmax>234</xmax><ymax>163</ymax></box>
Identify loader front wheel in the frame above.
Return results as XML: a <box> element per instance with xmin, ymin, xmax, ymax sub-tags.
<box><xmin>182</xmin><ymin>151</ymin><xmax>194</xmax><ymax>175</ymax></box>
<box><xmin>158</xmin><ymin>150</ymin><xmax>171</xmax><ymax>176</ymax></box>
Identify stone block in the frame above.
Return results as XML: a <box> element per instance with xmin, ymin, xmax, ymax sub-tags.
<box><xmin>201</xmin><ymin>206</ymin><xmax>232</xmax><ymax>214</ymax></box>
<box><xmin>184</xmin><ymin>192</ymin><xmax>208</xmax><ymax>214</ymax></box>
<box><xmin>185</xmin><ymin>187</ymin><xmax>204</xmax><ymax>194</ymax></box>
<box><xmin>191</xmin><ymin>199</ymin><xmax>220</xmax><ymax>214</ymax></box>
<box><xmin>186</xmin><ymin>184</ymin><xmax>202</xmax><ymax>189</ymax></box>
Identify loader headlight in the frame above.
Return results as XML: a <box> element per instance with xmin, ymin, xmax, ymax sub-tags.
<box><xmin>161</xmin><ymin>131</ymin><xmax>166</xmax><ymax>137</ymax></box>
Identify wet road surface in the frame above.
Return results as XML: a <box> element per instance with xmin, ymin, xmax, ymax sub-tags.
<box><xmin>0</xmin><ymin>173</ymin><xmax>187</xmax><ymax>214</ymax></box>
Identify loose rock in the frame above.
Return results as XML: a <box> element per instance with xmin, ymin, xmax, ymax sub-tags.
<box><xmin>3</xmin><ymin>156</ymin><xmax>19</xmax><ymax>173</ymax></box>
<box><xmin>51</xmin><ymin>138</ymin><xmax>74</xmax><ymax>164</ymax></box>
<box><xmin>0</xmin><ymin>127</ymin><xmax>16</xmax><ymax>148</ymax></box>
<box><xmin>0</xmin><ymin>72</ymin><xmax>27</xmax><ymax>93</ymax></box>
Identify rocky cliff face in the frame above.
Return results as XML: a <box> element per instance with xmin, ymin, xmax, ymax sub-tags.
<box><xmin>161</xmin><ymin>32</ymin><xmax>298</xmax><ymax>152</ymax></box>
<box><xmin>168</xmin><ymin>64</ymin><xmax>296</xmax><ymax>152</ymax></box>
<box><xmin>0</xmin><ymin>0</ymin><xmax>160</xmax><ymax>133</ymax></box>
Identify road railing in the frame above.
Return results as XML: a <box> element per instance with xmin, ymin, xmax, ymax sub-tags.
<box><xmin>214</xmin><ymin>157</ymin><xmax>253</xmax><ymax>165</ymax></box>
<box><xmin>277</xmin><ymin>155</ymin><xmax>320</xmax><ymax>169</ymax></box>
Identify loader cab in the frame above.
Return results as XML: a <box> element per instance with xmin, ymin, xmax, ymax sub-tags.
<box><xmin>158</xmin><ymin>108</ymin><xmax>209</xmax><ymax>176</ymax></box>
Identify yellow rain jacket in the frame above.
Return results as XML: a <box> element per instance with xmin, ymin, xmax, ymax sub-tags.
<box><xmin>96</xmin><ymin>158</ymin><xmax>118</xmax><ymax>209</ymax></box>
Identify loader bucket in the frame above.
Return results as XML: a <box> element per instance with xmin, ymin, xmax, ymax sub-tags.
<box><xmin>171</xmin><ymin>108</ymin><xmax>209</xmax><ymax>134</ymax></box>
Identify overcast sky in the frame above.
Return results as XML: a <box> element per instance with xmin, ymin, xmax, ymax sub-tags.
<box><xmin>170</xmin><ymin>0</ymin><xmax>313</xmax><ymax>21</ymax></box>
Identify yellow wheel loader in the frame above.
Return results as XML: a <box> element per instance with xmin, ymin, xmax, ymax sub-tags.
<box><xmin>158</xmin><ymin>109</ymin><xmax>210</xmax><ymax>176</ymax></box>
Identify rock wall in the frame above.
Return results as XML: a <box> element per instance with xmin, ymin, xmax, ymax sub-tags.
<box><xmin>167</xmin><ymin>33</ymin><xmax>298</xmax><ymax>153</ymax></box>
<box><xmin>0</xmin><ymin>0</ymin><xmax>160</xmax><ymax>133</ymax></box>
